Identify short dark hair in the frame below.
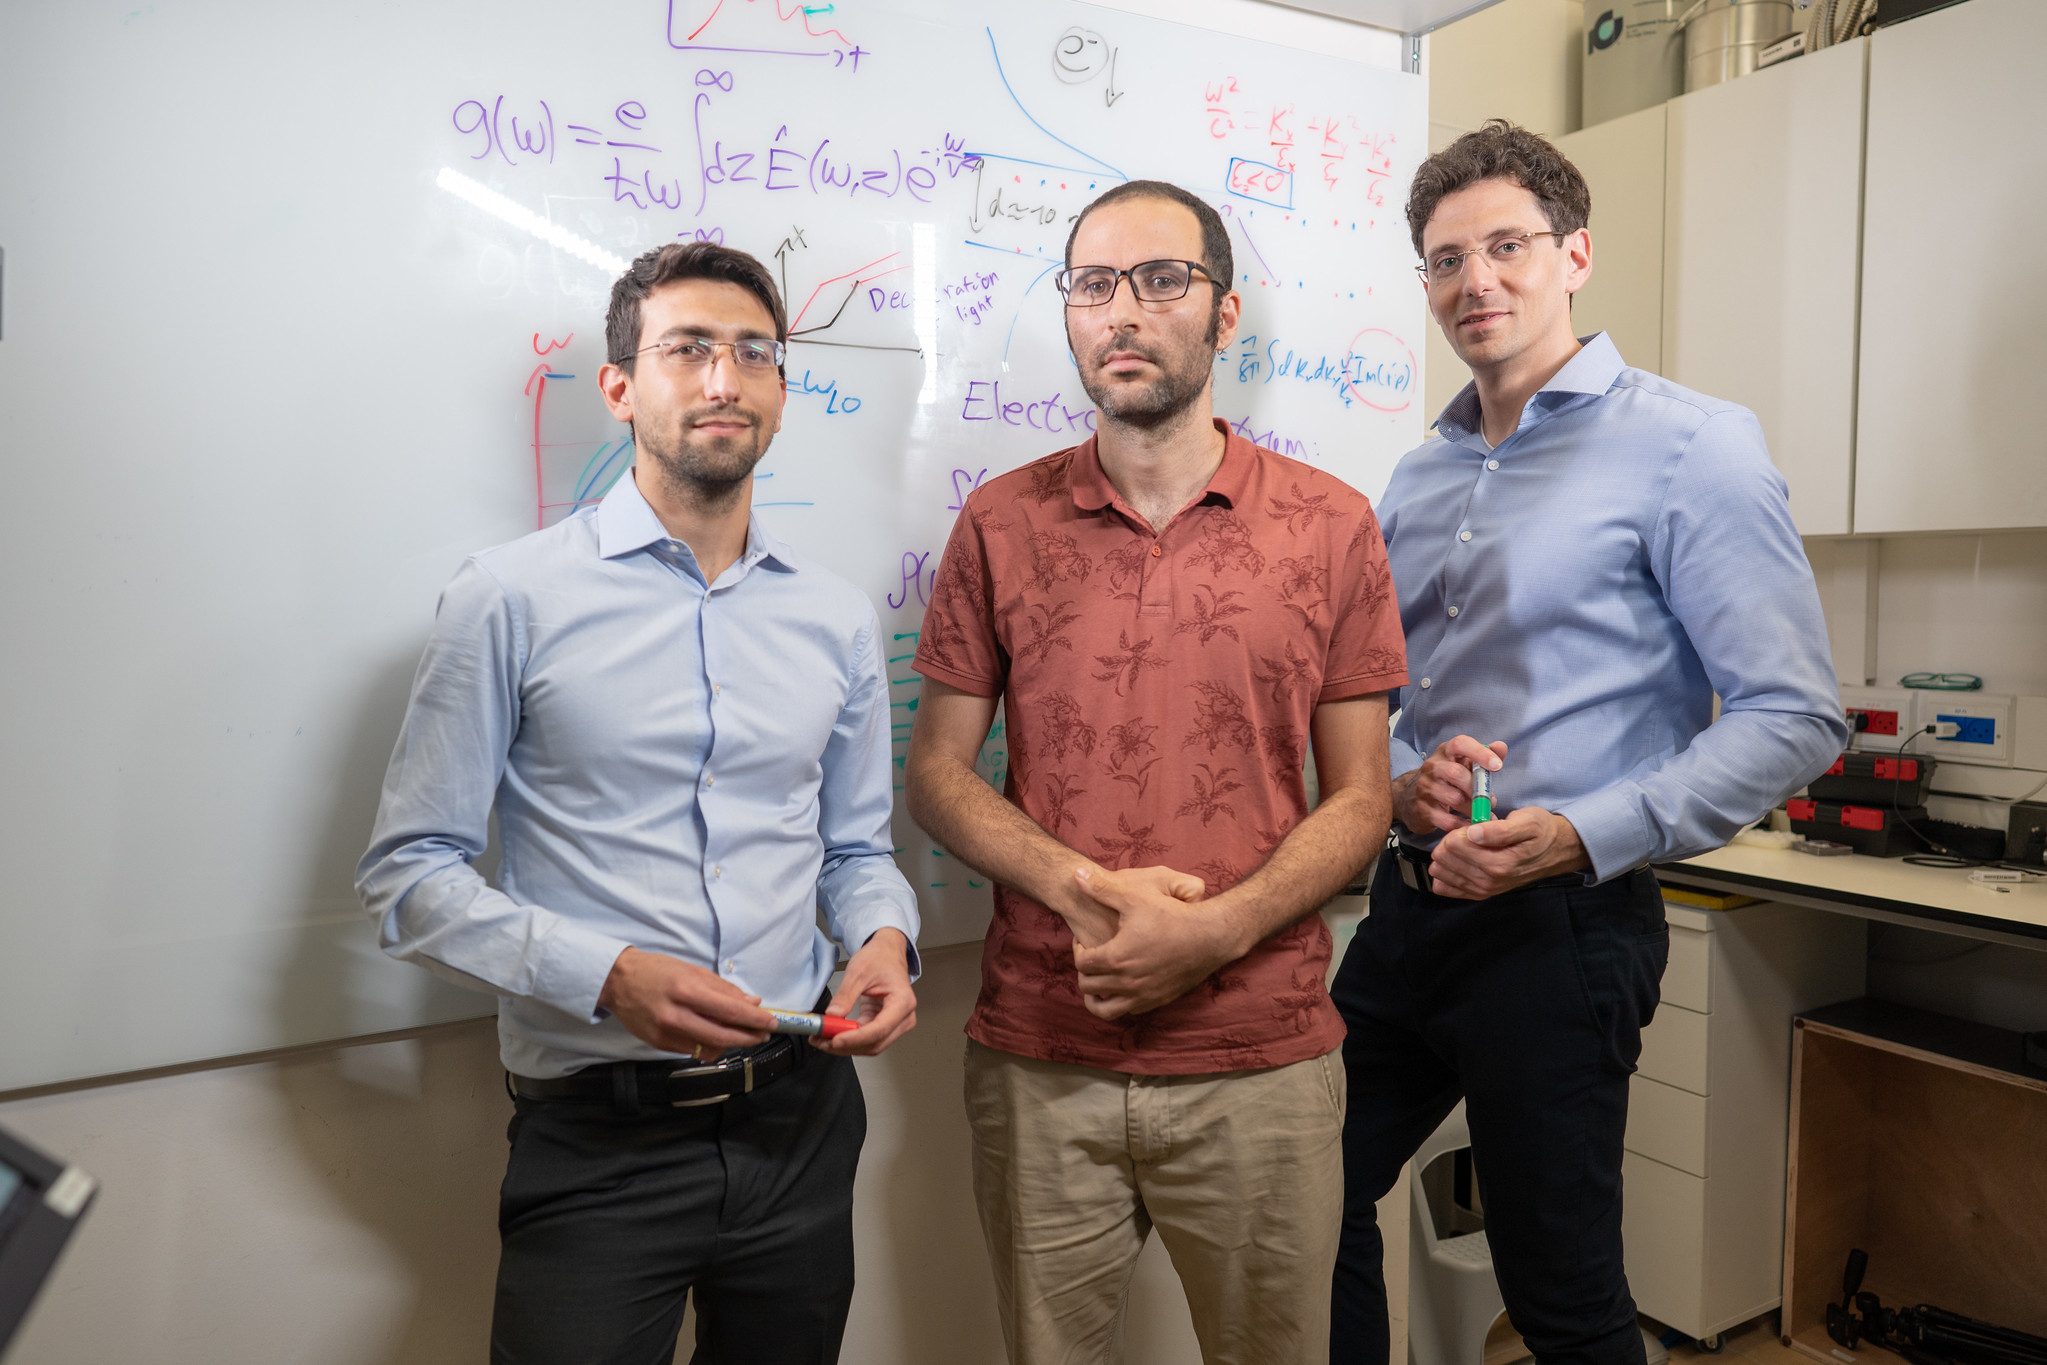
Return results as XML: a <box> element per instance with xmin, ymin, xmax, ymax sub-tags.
<box><xmin>1064</xmin><ymin>180</ymin><xmax>1234</xmax><ymax>291</ymax></box>
<box><xmin>605</xmin><ymin>241</ymin><xmax>788</xmax><ymax>375</ymax></box>
<box><xmin>1405</xmin><ymin>119</ymin><xmax>1591</xmax><ymax>258</ymax></box>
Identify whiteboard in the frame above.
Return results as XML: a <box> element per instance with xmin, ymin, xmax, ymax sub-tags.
<box><xmin>0</xmin><ymin>0</ymin><xmax>1426</xmax><ymax>1089</ymax></box>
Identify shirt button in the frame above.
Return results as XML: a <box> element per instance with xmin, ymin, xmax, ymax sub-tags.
<box><xmin>712</xmin><ymin>683</ymin><xmax>722</xmax><ymax>697</ymax></box>
<box><xmin>1487</xmin><ymin>460</ymin><xmax>1500</xmax><ymax>471</ymax></box>
<box><xmin>1459</xmin><ymin>530</ymin><xmax>1473</xmax><ymax>542</ymax></box>
<box><xmin>1420</xmin><ymin>677</ymin><xmax>1433</xmax><ymax>689</ymax></box>
<box><xmin>705</xmin><ymin>773</ymin><xmax>715</xmax><ymax>787</ymax></box>
<box><xmin>1150</xmin><ymin>545</ymin><xmax>1161</xmax><ymax>558</ymax></box>
<box><xmin>723</xmin><ymin>958</ymin><xmax>736</xmax><ymax>973</ymax></box>
<box><xmin>713</xmin><ymin>865</ymin><xmax>723</xmax><ymax>878</ymax></box>
<box><xmin>1447</xmin><ymin>606</ymin><xmax>1460</xmax><ymax>618</ymax></box>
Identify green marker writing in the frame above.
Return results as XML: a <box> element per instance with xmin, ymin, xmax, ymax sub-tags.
<box><xmin>1470</xmin><ymin>765</ymin><xmax>1493</xmax><ymax>823</ymax></box>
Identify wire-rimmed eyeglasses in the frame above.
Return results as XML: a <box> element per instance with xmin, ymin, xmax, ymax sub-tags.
<box><xmin>633</xmin><ymin>336</ymin><xmax>787</xmax><ymax>370</ymax></box>
<box><xmin>1415</xmin><ymin>231</ymin><xmax>1569</xmax><ymax>286</ymax></box>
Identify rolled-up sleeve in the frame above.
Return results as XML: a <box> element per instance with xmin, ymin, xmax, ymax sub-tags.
<box><xmin>1556</xmin><ymin>410</ymin><xmax>1849</xmax><ymax>879</ymax></box>
<box><xmin>816</xmin><ymin>613</ymin><xmax>923</xmax><ymax>975</ymax></box>
<box><xmin>354</xmin><ymin>559</ymin><xmax>633</xmax><ymax>1021</ymax></box>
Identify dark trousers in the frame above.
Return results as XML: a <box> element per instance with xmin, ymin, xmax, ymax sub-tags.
<box><xmin>1329</xmin><ymin>849</ymin><xmax>1668</xmax><ymax>1365</ymax></box>
<box><xmin>490</xmin><ymin>1049</ymin><xmax>865</xmax><ymax>1365</ymax></box>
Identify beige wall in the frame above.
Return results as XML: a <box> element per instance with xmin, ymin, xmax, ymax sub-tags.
<box><xmin>1421</xmin><ymin>0</ymin><xmax>1587</xmax><ymax>424</ymax></box>
<box><xmin>1429</xmin><ymin>0</ymin><xmax>1585</xmax><ymax>151</ymax></box>
<box><xmin>2</xmin><ymin>1019</ymin><xmax>508</xmax><ymax>1363</ymax></box>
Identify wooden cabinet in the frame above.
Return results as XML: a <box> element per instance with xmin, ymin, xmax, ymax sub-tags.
<box><xmin>1661</xmin><ymin>39</ymin><xmax>1865</xmax><ymax>537</ymax></box>
<box><xmin>1783</xmin><ymin>999</ymin><xmax>2047</xmax><ymax>1360</ymax></box>
<box><xmin>1558</xmin><ymin>104</ymin><xmax>1668</xmax><ymax>376</ymax></box>
<box><xmin>1853</xmin><ymin>0</ymin><xmax>2047</xmax><ymax>533</ymax></box>
<box><xmin>1621</xmin><ymin>899</ymin><xmax>1865</xmax><ymax>1340</ymax></box>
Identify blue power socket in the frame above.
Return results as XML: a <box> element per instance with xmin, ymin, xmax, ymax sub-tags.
<box><xmin>1936</xmin><ymin>713</ymin><xmax>1998</xmax><ymax>745</ymax></box>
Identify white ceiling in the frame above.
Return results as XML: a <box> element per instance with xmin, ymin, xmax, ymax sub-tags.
<box><xmin>1274</xmin><ymin>0</ymin><xmax>1510</xmax><ymax>36</ymax></box>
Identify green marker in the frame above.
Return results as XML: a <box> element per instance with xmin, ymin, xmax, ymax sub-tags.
<box><xmin>1470</xmin><ymin>765</ymin><xmax>1493</xmax><ymax>823</ymax></box>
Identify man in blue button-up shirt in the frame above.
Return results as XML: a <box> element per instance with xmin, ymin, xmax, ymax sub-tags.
<box><xmin>358</xmin><ymin>242</ymin><xmax>920</xmax><ymax>1365</ymax></box>
<box><xmin>1329</xmin><ymin>124</ymin><xmax>1846</xmax><ymax>1365</ymax></box>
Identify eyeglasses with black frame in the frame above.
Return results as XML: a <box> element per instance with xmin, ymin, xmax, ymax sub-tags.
<box><xmin>1415</xmin><ymin>231</ymin><xmax>1569</xmax><ymax>286</ymax></box>
<box><xmin>633</xmin><ymin>336</ymin><xmax>786</xmax><ymax>370</ymax></box>
<box><xmin>1055</xmin><ymin>259</ymin><xmax>1223</xmax><ymax>307</ymax></box>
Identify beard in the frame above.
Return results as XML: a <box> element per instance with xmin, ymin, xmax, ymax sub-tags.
<box><xmin>1071</xmin><ymin>306</ymin><xmax>1221</xmax><ymax>430</ymax></box>
<box><xmin>635</xmin><ymin>402</ymin><xmax>769</xmax><ymax>505</ymax></box>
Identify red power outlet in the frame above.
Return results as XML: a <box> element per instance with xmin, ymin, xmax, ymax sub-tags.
<box><xmin>1847</xmin><ymin>707</ymin><xmax>1900</xmax><ymax>737</ymax></box>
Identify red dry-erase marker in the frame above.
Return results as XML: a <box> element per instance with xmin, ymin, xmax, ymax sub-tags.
<box><xmin>764</xmin><ymin>1008</ymin><xmax>859</xmax><ymax>1039</ymax></box>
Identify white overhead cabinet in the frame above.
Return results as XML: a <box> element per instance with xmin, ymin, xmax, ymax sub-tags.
<box><xmin>1660</xmin><ymin>39</ymin><xmax>1866</xmax><ymax>537</ymax></box>
<box><xmin>1558</xmin><ymin>104</ymin><xmax>1668</xmax><ymax>377</ymax></box>
<box><xmin>1853</xmin><ymin>0</ymin><xmax>2047</xmax><ymax>533</ymax></box>
<box><xmin>1571</xmin><ymin>0</ymin><xmax>2044</xmax><ymax>536</ymax></box>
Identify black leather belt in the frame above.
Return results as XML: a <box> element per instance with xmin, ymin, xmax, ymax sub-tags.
<box><xmin>1386</xmin><ymin>839</ymin><xmax>1612</xmax><ymax>899</ymax></box>
<box><xmin>511</xmin><ymin>1036</ymin><xmax>805</xmax><ymax>1112</ymax></box>
<box><xmin>1390</xmin><ymin>840</ymin><xmax>1437</xmax><ymax>895</ymax></box>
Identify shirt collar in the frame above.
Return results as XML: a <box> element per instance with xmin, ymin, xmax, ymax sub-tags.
<box><xmin>1434</xmin><ymin>331</ymin><xmax>1626</xmax><ymax>442</ymax></box>
<box><xmin>1545</xmin><ymin>330</ymin><xmax>1627</xmax><ymax>396</ymax></box>
<box><xmin>1067</xmin><ymin>418</ymin><xmax>1255</xmax><ymax>514</ymax></box>
<box><xmin>596</xmin><ymin>467</ymin><xmax>797</xmax><ymax>572</ymax></box>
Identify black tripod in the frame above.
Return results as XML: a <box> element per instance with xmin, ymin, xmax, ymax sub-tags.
<box><xmin>1825</xmin><ymin>1250</ymin><xmax>2047</xmax><ymax>1365</ymax></box>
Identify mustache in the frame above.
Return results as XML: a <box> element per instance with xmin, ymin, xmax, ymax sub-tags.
<box><xmin>1090</xmin><ymin>335</ymin><xmax>1161</xmax><ymax>369</ymax></box>
<box><xmin>682</xmin><ymin>404</ymin><xmax>761</xmax><ymax>430</ymax></box>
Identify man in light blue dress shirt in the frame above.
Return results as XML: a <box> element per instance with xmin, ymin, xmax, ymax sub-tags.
<box><xmin>357</xmin><ymin>242</ymin><xmax>920</xmax><ymax>1365</ymax></box>
<box><xmin>1329</xmin><ymin>123</ymin><xmax>1847</xmax><ymax>1365</ymax></box>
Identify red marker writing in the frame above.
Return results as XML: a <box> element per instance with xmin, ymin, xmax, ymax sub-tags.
<box><xmin>765</xmin><ymin>1008</ymin><xmax>859</xmax><ymax>1040</ymax></box>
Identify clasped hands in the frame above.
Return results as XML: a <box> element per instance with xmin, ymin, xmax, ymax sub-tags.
<box><xmin>1393</xmin><ymin>735</ymin><xmax>1588</xmax><ymax>899</ymax></box>
<box><xmin>1056</xmin><ymin>864</ymin><xmax>1249</xmax><ymax>1022</ymax></box>
<box><xmin>598</xmin><ymin>927</ymin><xmax>916</xmax><ymax>1064</ymax></box>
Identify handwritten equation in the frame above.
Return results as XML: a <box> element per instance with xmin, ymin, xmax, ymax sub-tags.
<box><xmin>1204</xmin><ymin>75</ymin><xmax>1395</xmax><ymax>205</ymax></box>
<box><xmin>1233</xmin><ymin>332</ymin><xmax>1415</xmax><ymax>413</ymax></box>
<box><xmin>447</xmin><ymin>78</ymin><xmax>979</xmax><ymax>227</ymax></box>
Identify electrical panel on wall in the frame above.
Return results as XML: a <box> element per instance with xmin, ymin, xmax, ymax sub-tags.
<box><xmin>1840</xmin><ymin>686</ymin><xmax>1918</xmax><ymax>752</ymax></box>
<box><xmin>1840</xmin><ymin>686</ymin><xmax>2040</xmax><ymax>770</ymax></box>
<box><xmin>1917</xmin><ymin>694</ymin><xmax>2015</xmax><ymax>767</ymax></box>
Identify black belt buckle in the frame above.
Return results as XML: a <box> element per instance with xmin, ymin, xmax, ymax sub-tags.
<box><xmin>661</xmin><ymin>985</ymin><xmax>822</xmax><ymax>1105</ymax></box>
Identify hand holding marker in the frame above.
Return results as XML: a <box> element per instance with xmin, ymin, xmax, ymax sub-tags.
<box><xmin>765</xmin><ymin>1007</ymin><xmax>859</xmax><ymax>1040</ymax></box>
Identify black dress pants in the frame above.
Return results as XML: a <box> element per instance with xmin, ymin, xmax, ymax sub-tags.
<box><xmin>490</xmin><ymin>1049</ymin><xmax>865</xmax><ymax>1365</ymax></box>
<box><xmin>1329</xmin><ymin>848</ymin><xmax>1668</xmax><ymax>1365</ymax></box>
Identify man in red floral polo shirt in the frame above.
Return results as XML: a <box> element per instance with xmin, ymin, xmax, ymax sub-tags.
<box><xmin>906</xmin><ymin>180</ymin><xmax>1408</xmax><ymax>1365</ymax></box>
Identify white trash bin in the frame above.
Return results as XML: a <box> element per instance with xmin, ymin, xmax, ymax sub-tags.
<box><xmin>1407</xmin><ymin>1103</ymin><xmax>1504</xmax><ymax>1365</ymax></box>
<box><xmin>1406</xmin><ymin>1103</ymin><xmax>1669</xmax><ymax>1365</ymax></box>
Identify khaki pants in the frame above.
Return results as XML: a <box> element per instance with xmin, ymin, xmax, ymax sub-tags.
<box><xmin>963</xmin><ymin>1039</ymin><xmax>1346</xmax><ymax>1365</ymax></box>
